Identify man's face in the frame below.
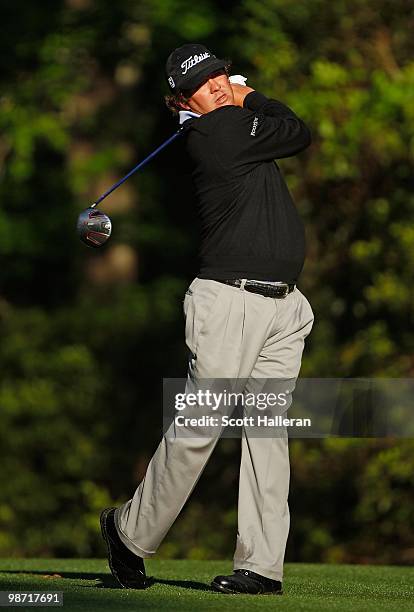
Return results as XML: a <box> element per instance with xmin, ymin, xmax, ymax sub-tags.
<box><xmin>181</xmin><ymin>70</ymin><xmax>235</xmax><ymax>115</ymax></box>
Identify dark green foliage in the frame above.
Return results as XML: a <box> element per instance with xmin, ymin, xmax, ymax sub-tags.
<box><xmin>0</xmin><ymin>0</ymin><xmax>413</xmax><ymax>561</ymax></box>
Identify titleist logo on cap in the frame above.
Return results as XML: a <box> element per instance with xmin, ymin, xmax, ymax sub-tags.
<box><xmin>181</xmin><ymin>52</ymin><xmax>211</xmax><ymax>75</ymax></box>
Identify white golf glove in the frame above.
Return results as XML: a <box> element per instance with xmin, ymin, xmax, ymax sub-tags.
<box><xmin>229</xmin><ymin>74</ymin><xmax>248</xmax><ymax>86</ymax></box>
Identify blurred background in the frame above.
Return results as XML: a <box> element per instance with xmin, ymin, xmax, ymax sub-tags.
<box><xmin>0</xmin><ymin>0</ymin><xmax>413</xmax><ymax>565</ymax></box>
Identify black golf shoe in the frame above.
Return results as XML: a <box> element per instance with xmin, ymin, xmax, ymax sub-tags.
<box><xmin>100</xmin><ymin>507</ymin><xmax>147</xmax><ymax>589</ymax></box>
<box><xmin>211</xmin><ymin>569</ymin><xmax>282</xmax><ymax>595</ymax></box>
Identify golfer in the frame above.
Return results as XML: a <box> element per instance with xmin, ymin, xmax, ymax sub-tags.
<box><xmin>101</xmin><ymin>43</ymin><xmax>314</xmax><ymax>595</ymax></box>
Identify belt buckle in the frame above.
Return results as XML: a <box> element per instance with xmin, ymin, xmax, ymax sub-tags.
<box><xmin>271</xmin><ymin>281</ymin><xmax>289</xmax><ymax>298</ymax></box>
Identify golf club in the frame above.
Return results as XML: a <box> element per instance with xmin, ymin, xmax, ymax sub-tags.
<box><xmin>77</xmin><ymin>126</ymin><xmax>185</xmax><ymax>248</ymax></box>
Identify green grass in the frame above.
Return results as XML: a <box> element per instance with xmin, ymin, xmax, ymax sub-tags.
<box><xmin>0</xmin><ymin>559</ymin><xmax>413</xmax><ymax>611</ymax></box>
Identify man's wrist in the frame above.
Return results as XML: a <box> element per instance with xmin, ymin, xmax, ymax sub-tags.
<box><xmin>230</xmin><ymin>84</ymin><xmax>255</xmax><ymax>107</ymax></box>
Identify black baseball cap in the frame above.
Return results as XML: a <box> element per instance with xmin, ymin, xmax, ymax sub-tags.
<box><xmin>165</xmin><ymin>43</ymin><xmax>226</xmax><ymax>93</ymax></box>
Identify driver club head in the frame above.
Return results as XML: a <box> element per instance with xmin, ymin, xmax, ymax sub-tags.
<box><xmin>77</xmin><ymin>207</ymin><xmax>112</xmax><ymax>248</ymax></box>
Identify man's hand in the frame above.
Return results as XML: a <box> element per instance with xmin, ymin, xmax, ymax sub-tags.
<box><xmin>230</xmin><ymin>83</ymin><xmax>255</xmax><ymax>107</ymax></box>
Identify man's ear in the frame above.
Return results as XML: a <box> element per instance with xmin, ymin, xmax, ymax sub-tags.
<box><xmin>177</xmin><ymin>94</ymin><xmax>191</xmax><ymax>111</ymax></box>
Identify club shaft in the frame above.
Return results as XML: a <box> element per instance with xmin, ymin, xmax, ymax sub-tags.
<box><xmin>91</xmin><ymin>127</ymin><xmax>184</xmax><ymax>208</ymax></box>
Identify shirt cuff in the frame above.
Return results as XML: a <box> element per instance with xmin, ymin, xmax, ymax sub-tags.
<box><xmin>243</xmin><ymin>91</ymin><xmax>269</xmax><ymax>111</ymax></box>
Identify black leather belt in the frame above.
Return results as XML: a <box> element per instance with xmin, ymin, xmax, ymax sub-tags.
<box><xmin>213</xmin><ymin>279</ymin><xmax>295</xmax><ymax>298</ymax></box>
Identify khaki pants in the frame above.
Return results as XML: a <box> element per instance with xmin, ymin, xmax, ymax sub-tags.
<box><xmin>115</xmin><ymin>278</ymin><xmax>314</xmax><ymax>581</ymax></box>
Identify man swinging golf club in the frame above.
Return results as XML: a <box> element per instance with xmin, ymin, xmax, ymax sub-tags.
<box><xmin>100</xmin><ymin>43</ymin><xmax>314</xmax><ymax>595</ymax></box>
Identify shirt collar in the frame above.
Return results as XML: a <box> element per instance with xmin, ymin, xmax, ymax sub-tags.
<box><xmin>179</xmin><ymin>110</ymin><xmax>201</xmax><ymax>124</ymax></box>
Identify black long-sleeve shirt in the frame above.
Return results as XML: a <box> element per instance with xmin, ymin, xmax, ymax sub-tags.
<box><xmin>184</xmin><ymin>90</ymin><xmax>311</xmax><ymax>282</ymax></box>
